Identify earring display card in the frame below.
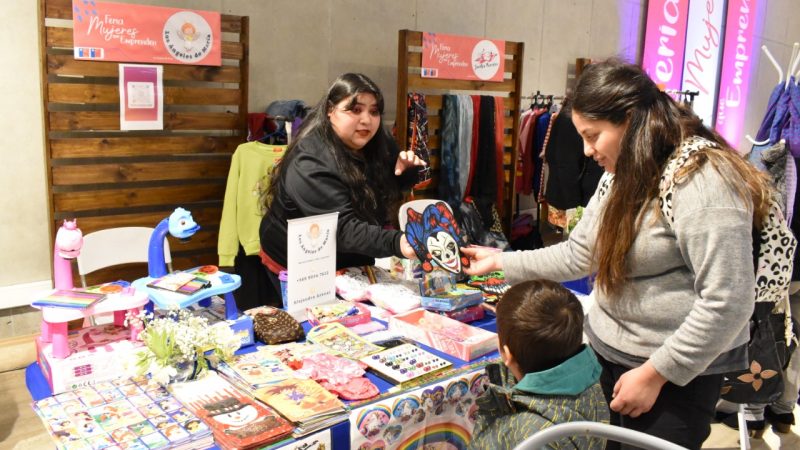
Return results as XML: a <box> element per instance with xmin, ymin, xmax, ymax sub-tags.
<box><xmin>360</xmin><ymin>343</ymin><xmax>452</xmax><ymax>385</ymax></box>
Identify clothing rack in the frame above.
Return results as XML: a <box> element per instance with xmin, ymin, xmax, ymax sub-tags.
<box><xmin>39</xmin><ymin>0</ymin><xmax>249</xmax><ymax>285</ymax></box>
<box><xmin>664</xmin><ymin>89</ymin><xmax>700</xmax><ymax>106</ymax></box>
<box><xmin>395</xmin><ymin>29</ymin><xmax>525</xmax><ymax>235</ymax></box>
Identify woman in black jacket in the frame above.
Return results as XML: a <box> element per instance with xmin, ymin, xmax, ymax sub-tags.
<box><xmin>260</xmin><ymin>73</ymin><xmax>423</xmax><ymax>283</ymax></box>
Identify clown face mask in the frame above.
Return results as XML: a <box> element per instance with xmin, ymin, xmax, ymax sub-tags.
<box><xmin>426</xmin><ymin>231</ymin><xmax>461</xmax><ymax>273</ymax></box>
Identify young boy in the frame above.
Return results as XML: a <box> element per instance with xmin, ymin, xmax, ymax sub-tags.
<box><xmin>468</xmin><ymin>279</ymin><xmax>609</xmax><ymax>449</ymax></box>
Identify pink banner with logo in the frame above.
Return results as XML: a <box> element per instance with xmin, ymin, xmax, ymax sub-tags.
<box><xmin>681</xmin><ymin>0</ymin><xmax>727</xmax><ymax>126</ymax></box>
<box><xmin>715</xmin><ymin>0</ymin><xmax>758</xmax><ymax>146</ymax></box>
<box><xmin>421</xmin><ymin>32</ymin><xmax>505</xmax><ymax>82</ymax></box>
<box><xmin>641</xmin><ymin>0</ymin><xmax>690</xmax><ymax>90</ymax></box>
<box><xmin>72</xmin><ymin>0</ymin><xmax>221</xmax><ymax>66</ymax></box>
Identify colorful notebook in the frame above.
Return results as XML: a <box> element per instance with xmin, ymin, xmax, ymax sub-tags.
<box><xmin>32</xmin><ymin>376</ymin><xmax>212</xmax><ymax>450</ymax></box>
<box><xmin>169</xmin><ymin>372</ymin><xmax>293</xmax><ymax>449</ymax></box>
<box><xmin>254</xmin><ymin>378</ymin><xmax>345</xmax><ymax>425</ymax></box>
<box><xmin>32</xmin><ymin>289</ymin><xmax>105</xmax><ymax>309</ymax></box>
<box><xmin>147</xmin><ymin>272</ymin><xmax>210</xmax><ymax>295</ymax></box>
<box><xmin>305</xmin><ymin>322</ymin><xmax>383</xmax><ymax>360</ymax></box>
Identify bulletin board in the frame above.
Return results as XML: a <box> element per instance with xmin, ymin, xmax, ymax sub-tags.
<box><xmin>38</xmin><ymin>0</ymin><xmax>249</xmax><ymax>285</ymax></box>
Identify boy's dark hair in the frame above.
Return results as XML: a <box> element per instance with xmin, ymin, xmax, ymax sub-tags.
<box><xmin>496</xmin><ymin>279</ymin><xmax>584</xmax><ymax>374</ymax></box>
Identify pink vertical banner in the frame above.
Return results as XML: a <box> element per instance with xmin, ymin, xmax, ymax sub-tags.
<box><xmin>715</xmin><ymin>0</ymin><xmax>758</xmax><ymax>146</ymax></box>
<box><xmin>641</xmin><ymin>0</ymin><xmax>690</xmax><ymax>91</ymax></box>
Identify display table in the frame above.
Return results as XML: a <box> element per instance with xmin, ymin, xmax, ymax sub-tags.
<box><xmin>25</xmin><ymin>312</ymin><xmax>499</xmax><ymax>449</ymax></box>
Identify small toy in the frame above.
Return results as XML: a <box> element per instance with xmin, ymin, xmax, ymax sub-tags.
<box><xmin>404</xmin><ymin>201</ymin><xmax>470</xmax><ymax>274</ymax></box>
<box><xmin>148</xmin><ymin>207</ymin><xmax>200</xmax><ymax>278</ymax></box>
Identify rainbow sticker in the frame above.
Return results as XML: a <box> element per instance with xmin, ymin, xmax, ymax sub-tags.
<box><xmin>397</xmin><ymin>422</ymin><xmax>471</xmax><ymax>450</ymax></box>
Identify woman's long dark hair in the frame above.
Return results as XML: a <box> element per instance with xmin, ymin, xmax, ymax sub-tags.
<box><xmin>264</xmin><ymin>73</ymin><xmax>401</xmax><ymax>223</ymax></box>
<box><xmin>573</xmin><ymin>60</ymin><xmax>770</xmax><ymax>297</ymax></box>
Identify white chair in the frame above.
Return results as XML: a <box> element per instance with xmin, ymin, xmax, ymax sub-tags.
<box><xmin>511</xmin><ymin>421</ymin><xmax>688</xmax><ymax>450</ymax></box>
<box><xmin>77</xmin><ymin>227</ymin><xmax>172</xmax><ymax>324</ymax></box>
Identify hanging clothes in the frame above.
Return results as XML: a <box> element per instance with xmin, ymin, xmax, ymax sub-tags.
<box><xmin>532</xmin><ymin>110</ymin><xmax>551</xmax><ymax>200</ymax></box>
<box><xmin>218</xmin><ymin>141</ymin><xmax>287</xmax><ymax>309</ymax></box>
<box><xmin>469</xmin><ymin>96</ymin><xmax>498</xmax><ymax>224</ymax></box>
<box><xmin>464</xmin><ymin>96</ymin><xmax>482</xmax><ymax>196</ymax></box>
<box><xmin>542</xmin><ymin>110</ymin><xmax>602</xmax><ymax>211</ymax></box>
<box><xmin>515</xmin><ymin>109</ymin><xmax>536</xmax><ymax>195</ymax></box>
<box><xmin>494</xmin><ymin>97</ymin><xmax>506</xmax><ymax>210</ymax></box>
<box><xmin>407</xmin><ymin>93</ymin><xmax>432</xmax><ymax>188</ymax></box>
<box><xmin>439</xmin><ymin>95</ymin><xmax>461</xmax><ymax>209</ymax></box>
<box><xmin>457</xmin><ymin>95</ymin><xmax>474</xmax><ymax>200</ymax></box>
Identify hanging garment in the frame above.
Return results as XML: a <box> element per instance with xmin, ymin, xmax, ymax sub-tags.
<box><xmin>494</xmin><ymin>96</ymin><xmax>506</xmax><ymax>210</ymax></box>
<box><xmin>218</xmin><ymin>142</ymin><xmax>287</xmax><ymax>266</ymax></box>
<box><xmin>464</xmin><ymin>96</ymin><xmax>482</xmax><ymax>196</ymax></box>
<box><xmin>469</xmin><ymin>96</ymin><xmax>498</xmax><ymax>220</ymax></box>
<box><xmin>532</xmin><ymin>111</ymin><xmax>551</xmax><ymax>199</ymax></box>
<box><xmin>543</xmin><ymin>111</ymin><xmax>602</xmax><ymax>210</ymax></box>
<box><xmin>787</xmin><ymin>79</ymin><xmax>800</xmax><ymax>156</ymax></box>
<box><xmin>515</xmin><ymin>109</ymin><xmax>535</xmax><ymax>194</ymax></box>
<box><xmin>755</xmin><ymin>84</ymin><xmax>784</xmax><ymax>142</ymax></box>
<box><xmin>247</xmin><ymin>113</ymin><xmax>269</xmax><ymax>142</ymax></box>
<box><xmin>457</xmin><ymin>95</ymin><xmax>474</xmax><ymax>200</ymax></box>
<box><xmin>439</xmin><ymin>95</ymin><xmax>461</xmax><ymax>208</ymax></box>
<box><xmin>407</xmin><ymin>93</ymin><xmax>432</xmax><ymax>187</ymax></box>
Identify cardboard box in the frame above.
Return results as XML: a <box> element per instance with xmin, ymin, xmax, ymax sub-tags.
<box><xmin>389</xmin><ymin>309</ymin><xmax>497</xmax><ymax>361</ymax></box>
<box><xmin>36</xmin><ymin>324</ymin><xmax>142</xmax><ymax>394</ymax></box>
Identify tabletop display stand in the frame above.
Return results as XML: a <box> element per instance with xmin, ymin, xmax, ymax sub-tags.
<box><xmin>395</xmin><ymin>29</ymin><xmax>525</xmax><ymax>235</ymax></box>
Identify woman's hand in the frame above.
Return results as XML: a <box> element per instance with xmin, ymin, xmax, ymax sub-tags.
<box><xmin>394</xmin><ymin>150</ymin><xmax>427</xmax><ymax>175</ymax></box>
<box><xmin>400</xmin><ymin>234</ymin><xmax>417</xmax><ymax>259</ymax></box>
<box><xmin>461</xmin><ymin>246</ymin><xmax>503</xmax><ymax>275</ymax></box>
<box><xmin>609</xmin><ymin>361</ymin><xmax>668</xmax><ymax>418</ymax></box>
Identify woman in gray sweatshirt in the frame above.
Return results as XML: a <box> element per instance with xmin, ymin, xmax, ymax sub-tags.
<box><xmin>463</xmin><ymin>60</ymin><xmax>776</xmax><ymax>450</ymax></box>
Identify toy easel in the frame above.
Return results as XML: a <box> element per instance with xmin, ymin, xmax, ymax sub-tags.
<box><xmin>133</xmin><ymin>208</ymin><xmax>241</xmax><ymax>320</ymax></box>
<box><xmin>36</xmin><ymin>220</ymin><xmax>148</xmax><ymax>359</ymax></box>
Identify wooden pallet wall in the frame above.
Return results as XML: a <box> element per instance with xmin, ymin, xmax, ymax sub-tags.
<box><xmin>395</xmin><ymin>30</ymin><xmax>524</xmax><ymax>234</ymax></box>
<box><xmin>39</xmin><ymin>0</ymin><xmax>248</xmax><ymax>285</ymax></box>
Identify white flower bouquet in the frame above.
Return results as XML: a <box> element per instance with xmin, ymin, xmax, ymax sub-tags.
<box><xmin>125</xmin><ymin>307</ymin><xmax>241</xmax><ymax>385</ymax></box>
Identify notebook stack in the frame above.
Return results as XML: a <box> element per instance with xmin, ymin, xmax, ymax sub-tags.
<box><xmin>254</xmin><ymin>378</ymin><xmax>348</xmax><ymax>437</ymax></box>
<box><xmin>32</xmin><ymin>376</ymin><xmax>213</xmax><ymax>450</ymax></box>
<box><xmin>169</xmin><ymin>372</ymin><xmax>293</xmax><ymax>450</ymax></box>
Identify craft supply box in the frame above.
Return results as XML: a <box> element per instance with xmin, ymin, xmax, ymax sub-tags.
<box><xmin>388</xmin><ymin>309</ymin><xmax>497</xmax><ymax>361</ymax></box>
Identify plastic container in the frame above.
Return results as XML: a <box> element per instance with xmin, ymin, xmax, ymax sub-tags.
<box><xmin>279</xmin><ymin>270</ymin><xmax>288</xmax><ymax>308</ymax></box>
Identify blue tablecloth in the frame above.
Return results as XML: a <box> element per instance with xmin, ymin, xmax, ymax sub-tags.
<box><xmin>25</xmin><ymin>311</ymin><xmax>500</xmax><ymax>449</ymax></box>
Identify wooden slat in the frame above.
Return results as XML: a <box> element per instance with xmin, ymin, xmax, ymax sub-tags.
<box><xmin>61</xmin><ymin>207</ymin><xmax>222</xmax><ymax>236</ymax></box>
<box><xmin>53</xmin><ymin>160</ymin><xmax>230</xmax><ymax>185</ymax></box>
<box><xmin>46</xmin><ymin>27</ymin><xmax>244</xmax><ymax>60</ymax></box>
<box><xmin>54</xmin><ymin>184</ymin><xmax>226</xmax><ymax>212</ymax></box>
<box><xmin>47</xmin><ymin>55</ymin><xmax>242</xmax><ymax>83</ymax></box>
<box><xmin>49</xmin><ymin>111</ymin><xmax>239</xmax><ymax>131</ymax></box>
<box><xmin>45</xmin><ymin>0</ymin><xmax>243</xmax><ymax>34</ymax></box>
<box><xmin>48</xmin><ymin>84</ymin><xmax>241</xmax><ymax>105</ymax></box>
<box><xmin>408</xmin><ymin>76</ymin><xmax>515</xmax><ymax>92</ymax></box>
<box><xmin>51</xmin><ymin>136</ymin><xmax>242</xmax><ymax>158</ymax></box>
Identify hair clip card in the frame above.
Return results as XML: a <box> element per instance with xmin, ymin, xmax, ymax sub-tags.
<box><xmin>360</xmin><ymin>343</ymin><xmax>452</xmax><ymax>385</ymax></box>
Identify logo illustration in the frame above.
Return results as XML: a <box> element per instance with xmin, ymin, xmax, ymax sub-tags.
<box><xmin>471</xmin><ymin>40</ymin><xmax>501</xmax><ymax>80</ymax></box>
<box><xmin>163</xmin><ymin>11</ymin><xmax>213</xmax><ymax>63</ymax></box>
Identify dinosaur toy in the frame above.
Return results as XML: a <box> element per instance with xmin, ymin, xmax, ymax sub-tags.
<box><xmin>148</xmin><ymin>207</ymin><xmax>200</xmax><ymax>278</ymax></box>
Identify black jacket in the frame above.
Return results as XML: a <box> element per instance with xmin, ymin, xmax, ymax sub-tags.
<box><xmin>260</xmin><ymin>129</ymin><xmax>412</xmax><ymax>270</ymax></box>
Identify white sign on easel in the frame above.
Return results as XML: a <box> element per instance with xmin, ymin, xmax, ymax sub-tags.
<box><xmin>286</xmin><ymin>212</ymin><xmax>338</xmax><ymax>321</ymax></box>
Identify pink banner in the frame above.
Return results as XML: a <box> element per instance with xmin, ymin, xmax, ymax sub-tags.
<box><xmin>421</xmin><ymin>32</ymin><xmax>505</xmax><ymax>82</ymax></box>
<box><xmin>72</xmin><ymin>0</ymin><xmax>221</xmax><ymax>66</ymax></box>
<box><xmin>715</xmin><ymin>0</ymin><xmax>758</xmax><ymax>146</ymax></box>
<box><xmin>641</xmin><ymin>0</ymin><xmax>690</xmax><ymax>90</ymax></box>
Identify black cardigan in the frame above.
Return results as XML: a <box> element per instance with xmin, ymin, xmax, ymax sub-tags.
<box><xmin>260</xmin><ymin>130</ymin><xmax>413</xmax><ymax>270</ymax></box>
